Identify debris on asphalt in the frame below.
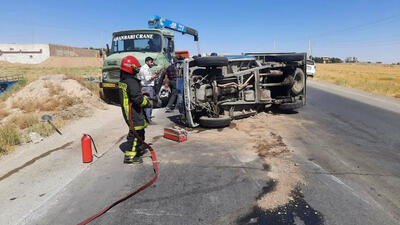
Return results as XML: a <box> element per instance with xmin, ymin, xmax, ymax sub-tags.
<box><xmin>189</xmin><ymin>112</ymin><xmax>305</xmax><ymax>210</ymax></box>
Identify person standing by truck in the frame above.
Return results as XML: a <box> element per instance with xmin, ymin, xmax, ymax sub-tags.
<box><xmin>139</xmin><ymin>57</ymin><xmax>157</xmax><ymax>122</ymax></box>
<box><xmin>165</xmin><ymin>58</ymin><xmax>179</xmax><ymax>112</ymax></box>
<box><xmin>119</xmin><ymin>56</ymin><xmax>151</xmax><ymax>164</ymax></box>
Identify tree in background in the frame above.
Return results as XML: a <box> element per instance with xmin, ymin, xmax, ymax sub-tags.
<box><xmin>331</xmin><ymin>57</ymin><xmax>343</xmax><ymax>63</ymax></box>
<box><xmin>311</xmin><ymin>56</ymin><xmax>343</xmax><ymax>64</ymax></box>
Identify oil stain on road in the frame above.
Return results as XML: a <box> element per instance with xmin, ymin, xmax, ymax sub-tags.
<box><xmin>238</xmin><ymin>185</ymin><xmax>324</xmax><ymax>225</ymax></box>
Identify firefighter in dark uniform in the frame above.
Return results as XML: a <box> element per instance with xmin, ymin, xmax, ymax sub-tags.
<box><xmin>118</xmin><ymin>56</ymin><xmax>151</xmax><ymax>164</ymax></box>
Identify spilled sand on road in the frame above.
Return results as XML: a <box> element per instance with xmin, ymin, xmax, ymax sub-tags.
<box><xmin>189</xmin><ymin>112</ymin><xmax>304</xmax><ymax>209</ymax></box>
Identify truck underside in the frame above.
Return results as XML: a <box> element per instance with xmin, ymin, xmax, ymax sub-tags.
<box><xmin>180</xmin><ymin>53</ymin><xmax>307</xmax><ymax>128</ymax></box>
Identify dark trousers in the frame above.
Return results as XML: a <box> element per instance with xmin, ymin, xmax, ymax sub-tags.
<box><xmin>126</xmin><ymin>129</ymin><xmax>145</xmax><ymax>154</ymax></box>
<box><xmin>167</xmin><ymin>79</ymin><xmax>177</xmax><ymax>109</ymax></box>
<box><xmin>141</xmin><ymin>86</ymin><xmax>154</xmax><ymax>121</ymax></box>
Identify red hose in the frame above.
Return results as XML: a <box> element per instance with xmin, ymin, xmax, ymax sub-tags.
<box><xmin>77</xmin><ymin>103</ymin><xmax>158</xmax><ymax>225</ymax></box>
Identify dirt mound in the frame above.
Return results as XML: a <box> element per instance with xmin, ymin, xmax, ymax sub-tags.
<box><xmin>2</xmin><ymin>74</ymin><xmax>105</xmax><ymax>123</ymax></box>
<box><xmin>190</xmin><ymin>113</ymin><xmax>304</xmax><ymax>210</ymax></box>
<box><xmin>38</xmin><ymin>56</ymin><xmax>103</xmax><ymax>67</ymax></box>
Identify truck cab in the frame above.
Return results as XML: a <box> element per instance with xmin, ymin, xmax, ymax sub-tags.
<box><xmin>100</xmin><ymin>29</ymin><xmax>175</xmax><ymax>103</ymax></box>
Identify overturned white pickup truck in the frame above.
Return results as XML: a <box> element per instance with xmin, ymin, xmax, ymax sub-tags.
<box><xmin>177</xmin><ymin>53</ymin><xmax>307</xmax><ymax>128</ymax></box>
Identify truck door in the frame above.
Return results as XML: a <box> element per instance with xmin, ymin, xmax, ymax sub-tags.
<box><xmin>163</xmin><ymin>37</ymin><xmax>174</xmax><ymax>62</ymax></box>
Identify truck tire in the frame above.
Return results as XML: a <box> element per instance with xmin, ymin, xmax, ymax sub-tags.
<box><xmin>291</xmin><ymin>68</ymin><xmax>305</xmax><ymax>95</ymax></box>
<box><xmin>276</xmin><ymin>100</ymin><xmax>303</xmax><ymax>111</ymax></box>
<box><xmin>102</xmin><ymin>88</ymin><xmax>112</xmax><ymax>104</ymax></box>
<box><xmin>194</xmin><ymin>56</ymin><xmax>228</xmax><ymax>67</ymax></box>
<box><xmin>199</xmin><ymin>116</ymin><xmax>231</xmax><ymax>128</ymax></box>
<box><xmin>102</xmin><ymin>88</ymin><xmax>119</xmax><ymax>104</ymax></box>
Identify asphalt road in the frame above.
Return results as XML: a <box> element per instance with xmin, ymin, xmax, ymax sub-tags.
<box><xmin>19</xmin><ymin>80</ymin><xmax>400</xmax><ymax>225</ymax></box>
<box><xmin>275</xmin><ymin>80</ymin><xmax>400</xmax><ymax>225</ymax></box>
<box><xmin>22</xmin><ymin>111</ymin><xmax>269</xmax><ymax>225</ymax></box>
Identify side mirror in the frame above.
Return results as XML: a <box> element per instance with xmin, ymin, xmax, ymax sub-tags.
<box><xmin>106</xmin><ymin>44</ymin><xmax>110</xmax><ymax>56</ymax></box>
<box><xmin>168</xmin><ymin>42</ymin><xmax>174</xmax><ymax>53</ymax></box>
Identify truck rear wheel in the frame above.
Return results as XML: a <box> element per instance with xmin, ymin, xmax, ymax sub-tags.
<box><xmin>291</xmin><ymin>68</ymin><xmax>305</xmax><ymax>95</ymax></box>
<box><xmin>199</xmin><ymin>116</ymin><xmax>231</xmax><ymax>128</ymax></box>
<box><xmin>276</xmin><ymin>100</ymin><xmax>303</xmax><ymax>111</ymax></box>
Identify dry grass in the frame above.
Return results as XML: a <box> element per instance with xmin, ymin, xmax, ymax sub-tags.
<box><xmin>0</xmin><ymin>64</ymin><xmax>101</xmax><ymax>82</ymax></box>
<box><xmin>12</xmin><ymin>95</ymin><xmax>83</xmax><ymax>113</ymax></box>
<box><xmin>9</xmin><ymin>114</ymin><xmax>39</xmax><ymax>129</ymax></box>
<box><xmin>29</xmin><ymin>120</ymin><xmax>65</xmax><ymax>138</ymax></box>
<box><xmin>314</xmin><ymin>63</ymin><xmax>400</xmax><ymax>98</ymax></box>
<box><xmin>0</xmin><ymin>125</ymin><xmax>22</xmax><ymax>154</ymax></box>
<box><xmin>0</xmin><ymin>106</ymin><xmax>10</xmax><ymax>121</ymax></box>
<box><xmin>44</xmin><ymin>82</ymin><xmax>64</xmax><ymax>96</ymax></box>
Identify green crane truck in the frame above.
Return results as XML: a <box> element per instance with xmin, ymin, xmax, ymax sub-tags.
<box><xmin>100</xmin><ymin>15</ymin><xmax>199</xmax><ymax>104</ymax></box>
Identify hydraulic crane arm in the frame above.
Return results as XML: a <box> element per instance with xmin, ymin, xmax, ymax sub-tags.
<box><xmin>148</xmin><ymin>15</ymin><xmax>199</xmax><ymax>41</ymax></box>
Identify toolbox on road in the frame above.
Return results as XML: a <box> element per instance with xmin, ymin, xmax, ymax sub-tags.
<box><xmin>164</xmin><ymin>127</ymin><xmax>187</xmax><ymax>142</ymax></box>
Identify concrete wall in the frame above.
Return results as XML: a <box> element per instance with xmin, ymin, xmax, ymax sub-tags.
<box><xmin>49</xmin><ymin>44</ymin><xmax>99</xmax><ymax>57</ymax></box>
<box><xmin>0</xmin><ymin>44</ymin><xmax>50</xmax><ymax>64</ymax></box>
<box><xmin>0</xmin><ymin>44</ymin><xmax>100</xmax><ymax>64</ymax></box>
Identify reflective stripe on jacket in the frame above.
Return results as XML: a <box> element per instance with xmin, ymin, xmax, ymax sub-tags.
<box><xmin>118</xmin><ymin>72</ymin><xmax>148</xmax><ymax>130</ymax></box>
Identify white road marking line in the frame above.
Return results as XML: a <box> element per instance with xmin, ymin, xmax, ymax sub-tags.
<box><xmin>131</xmin><ymin>209</ymin><xmax>183</xmax><ymax>217</ymax></box>
<box><xmin>308</xmin><ymin>160</ymin><xmax>377</xmax><ymax>207</ymax></box>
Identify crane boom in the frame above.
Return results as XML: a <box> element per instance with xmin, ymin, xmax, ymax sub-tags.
<box><xmin>148</xmin><ymin>15</ymin><xmax>199</xmax><ymax>41</ymax></box>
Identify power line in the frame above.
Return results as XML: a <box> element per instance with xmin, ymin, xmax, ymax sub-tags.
<box><xmin>313</xmin><ymin>41</ymin><xmax>400</xmax><ymax>49</ymax></box>
<box><xmin>312</xmin><ymin>14</ymin><xmax>399</xmax><ymax>38</ymax></box>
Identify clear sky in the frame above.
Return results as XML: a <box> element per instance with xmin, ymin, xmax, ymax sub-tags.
<box><xmin>1</xmin><ymin>0</ymin><xmax>399</xmax><ymax>63</ymax></box>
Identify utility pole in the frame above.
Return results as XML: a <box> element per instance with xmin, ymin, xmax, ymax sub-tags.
<box><xmin>101</xmin><ymin>31</ymin><xmax>104</xmax><ymax>50</ymax></box>
<box><xmin>101</xmin><ymin>30</ymin><xmax>105</xmax><ymax>57</ymax></box>
<box><xmin>308</xmin><ymin>39</ymin><xmax>312</xmax><ymax>59</ymax></box>
<box><xmin>273</xmin><ymin>40</ymin><xmax>277</xmax><ymax>51</ymax></box>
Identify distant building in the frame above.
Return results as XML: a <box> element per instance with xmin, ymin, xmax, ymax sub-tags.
<box><xmin>345</xmin><ymin>57</ymin><xmax>358</xmax><ymax>63</ymax></box>
<box><xmin>0</xmin><ymin>43</ymin><xmax>99</xmax><ymax>64</ymax></box>
<box><xmin>322</xmin><ymin>57</ymin><xmax>329</xmax><ymax>64</ymax></box>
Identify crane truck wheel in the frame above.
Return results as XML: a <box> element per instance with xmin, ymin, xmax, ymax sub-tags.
<box><xmin>194</xmin><ymin>56</ymin><xmax>229</xmax><ymax>67</ymax></box>
<box><xmin>101</xmin><ymin>89</ymin><xmax>112</xmax><ymax>104</ymax></box>
<box><xmin>291</xmin><ymin>68</ymin><xmax>305</xmax><ymax>95</ymax></box>
<box><xmin>199</xmin><ymin>116</ymin><xmax>231</xmax><ymax>128</ymax></box>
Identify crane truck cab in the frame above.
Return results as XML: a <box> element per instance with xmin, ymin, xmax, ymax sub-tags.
<box><xmin>100</xmin><ymin>15</ymin><xmax>199</xmax><ymax>104</ymax></box>
<box><xmin>100</xmin><ymin>29</ymin><xmax>175</xmax><ymax>103</ymax></box>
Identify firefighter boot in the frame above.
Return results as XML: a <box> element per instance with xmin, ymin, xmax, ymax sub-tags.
<box><xmin>136</xmin><ymin>144</ymin><xmax>149</xmax><ymax>157</ymax></box>
<box><xmin>124</xmin><ymin>151</ymin><xmax>143</xmax><ymax>164</ymax></box>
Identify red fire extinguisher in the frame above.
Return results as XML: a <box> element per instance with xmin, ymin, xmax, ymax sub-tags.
<box><xmin>81</xmin><ymin>134</ymin><xmax>98</xmax><ymax>163</ymax></box>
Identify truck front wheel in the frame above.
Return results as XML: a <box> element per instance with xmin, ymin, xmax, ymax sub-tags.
<box><xmin>102</xmin><ymin>88</ymin><xmax>119</xmax><ymax>104</ymax></box>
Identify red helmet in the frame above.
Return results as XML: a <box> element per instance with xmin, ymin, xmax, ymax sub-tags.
<box><xmin>120</xmin><ymin>56</ymin><xmax>141</xmax><ymax>74</ymax></box>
